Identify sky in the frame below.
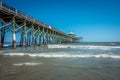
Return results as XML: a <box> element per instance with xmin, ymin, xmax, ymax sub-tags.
<box><xmin>1</xmin><ymin>0</ymin><xmax>120</xmax><ymax>42</ymax></box>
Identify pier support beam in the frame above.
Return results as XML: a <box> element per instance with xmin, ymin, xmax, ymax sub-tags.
<box><xmin>39</xmin><ymin>35</ymin><xmax>42</xmax><ymax>46</ymax></box>
<box><xmin>23</xmin><ymin>22</ymin><xmax>27</xmax><ymax>48</ymax></box>
<box><xmin>0</xmin><ymin>20</ymin><xmax>5</xmax><ymax>48</ymax></box>
<box><xmin>37</xmin><ymin>28</ymin><xmax>42</xmax><ymax>46</ymax></box>
<box><xmin>31</xmin><ymin>25</ymin><xmax>36</xmax><ymax>47</ymax></box>
<box><xmin>27</xmin><ymin>32</ymin><xmax>31</xmax><ymax>46</ymax></box>
<box><xmin>42</xmin><ymin>28</ymin><xmax>47</xmax><ymax>46</ymax></box>
<box><xmin>12</xmin><ymin>32</ymin><xmax>16</xmax><ymax>49</ymax></box>
<box><xmin>12</xmin><ymin>18</ymin><xmax>16</xmax><ymax>49</ymax></box>
<box><xmin>0</xmin><ymin>29</ymin><xmax>5</xmax><ymax>48</ymax></box>
<box><xmin>46</xmin><ymin>29</ymin><xmax>49</xmax><ymax>44</ymax></box>
<box><xmin>20</xmin><ymin>32</ymin><xmax>23</xmax><ymax>46</ymax></box>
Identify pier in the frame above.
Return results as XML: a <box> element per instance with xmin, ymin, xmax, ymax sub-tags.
<box><xmin>0</xmin><ymin>2</ymin><xmax>75</xmax><ymax>49</ymax></box>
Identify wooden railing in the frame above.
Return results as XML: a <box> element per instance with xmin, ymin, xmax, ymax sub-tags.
<box><xmin>0</xmin><ymin>2</ymin><xmax>47</xmax><ymax>27</ymax></box>
<box><xmin>0</xmin><ymin>2</ymin><xmax>73</xmax><ymax>38</ymax></box>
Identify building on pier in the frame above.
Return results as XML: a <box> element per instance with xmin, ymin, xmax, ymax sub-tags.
<box><xmin>68</xmin><ymin>32</ymin><xmax>83</xmax><ymax>43</ymax></box>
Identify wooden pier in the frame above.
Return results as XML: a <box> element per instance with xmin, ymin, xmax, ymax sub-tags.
<box><xmin>0</xmin><ymin>2</ymin><xmax>75</xmax><ymax>49</ymax></box>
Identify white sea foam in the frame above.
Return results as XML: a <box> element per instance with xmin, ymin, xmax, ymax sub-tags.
<box><xmin>13</xmin><ymin>62</ymin><xmax>42</xmax><ymax>66</ymax></box>
<box><xmin>48</xmin><ymin>44</ymin><xmax>120</xmax><ymax>50</ymax></box>
<box><xmin>3</xmin><ymin>52</ymin><xmax>120</xmax><ymax>59</ymax></box>
<box><xmin>29</xmin><ymin>53</ymin><xmax>120</xmax><ymax>59</ymax></box>
<box><xmin>48</xmin><ymin>44</ymin><xmax>69</xmax><ymax>48</ymax></box>
<box><xmin>0</xmin><ymin>51</ymin><xmax>5</xmax><ymax>53</ymax></box>
<box><xmin>3</xmin><ymin>44</ymin><xmax>11</xmax><ymax>47</ymax></box>
<box><xmin>4</xmin><ymin>53</ymin><xmax>26</xmax><ymax>56</ymax></box>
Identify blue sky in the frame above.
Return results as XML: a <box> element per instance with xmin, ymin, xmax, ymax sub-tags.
<box><xmin>1</xmin><ymin>0</ymin><xmax>120</xmax><ymax>42</ymax></box>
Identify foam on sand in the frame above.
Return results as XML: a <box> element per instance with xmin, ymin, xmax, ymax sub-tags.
<box><xmin>13</xmin><ymin>62</ymin><xmax>42</xmax><ymax>66</ymax></box>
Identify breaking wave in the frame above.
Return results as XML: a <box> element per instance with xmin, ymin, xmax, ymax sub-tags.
<box><xmin>48</xmin><ymin>44</ymin><xmax>120</xmax><ymax>50</ymax></box>
<box><xmin>2</xmin><ymin>52</ymin><xmax>120</xmax><ymax>59</ymax></box>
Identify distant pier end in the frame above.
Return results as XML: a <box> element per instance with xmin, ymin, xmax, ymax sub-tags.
<box><xmin>68</xmin><ymin>32</ymin><xmax>83</xmax><ymax>43</ymax></box>
<box><xmin>0</xmin><ymin>2</ymin><xmax>78</xmax><ymax>48</ymax></box>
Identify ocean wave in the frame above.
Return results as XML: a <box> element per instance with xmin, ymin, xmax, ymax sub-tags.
<box><xmin>2</xmin><ymin>53</ymin><xmax>120</xmax><ymax>59</ymax></box>
<box><xmin>48</xmin><ymin>44</ymin><xmax>69</xmax><ymax>48</ymax></box>
<box><xmin>48</xmin><ymin>44</ymin><xmax>120</xmax><ymax>50</ymax></box>
<box><xmin>28</xmin><ymin>53</ymin><xmax>120</xmax><ymax>59</ymax></box>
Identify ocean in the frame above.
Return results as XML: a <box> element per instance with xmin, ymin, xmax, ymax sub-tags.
<box><xmin>0</xmin><ymin>42</ymin><xmax>120</xmax><ymax>80</ymax></box>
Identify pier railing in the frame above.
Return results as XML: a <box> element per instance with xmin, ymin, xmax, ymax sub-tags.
<box><xmin>0</xmin><ymin>1</ymin><xmax>73</xmax><ymax>38</ymax></box>
<box><xmin>0</xmin><ymin>2</ymin><xmax>47</xmax><ymax>26</ymax></box>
